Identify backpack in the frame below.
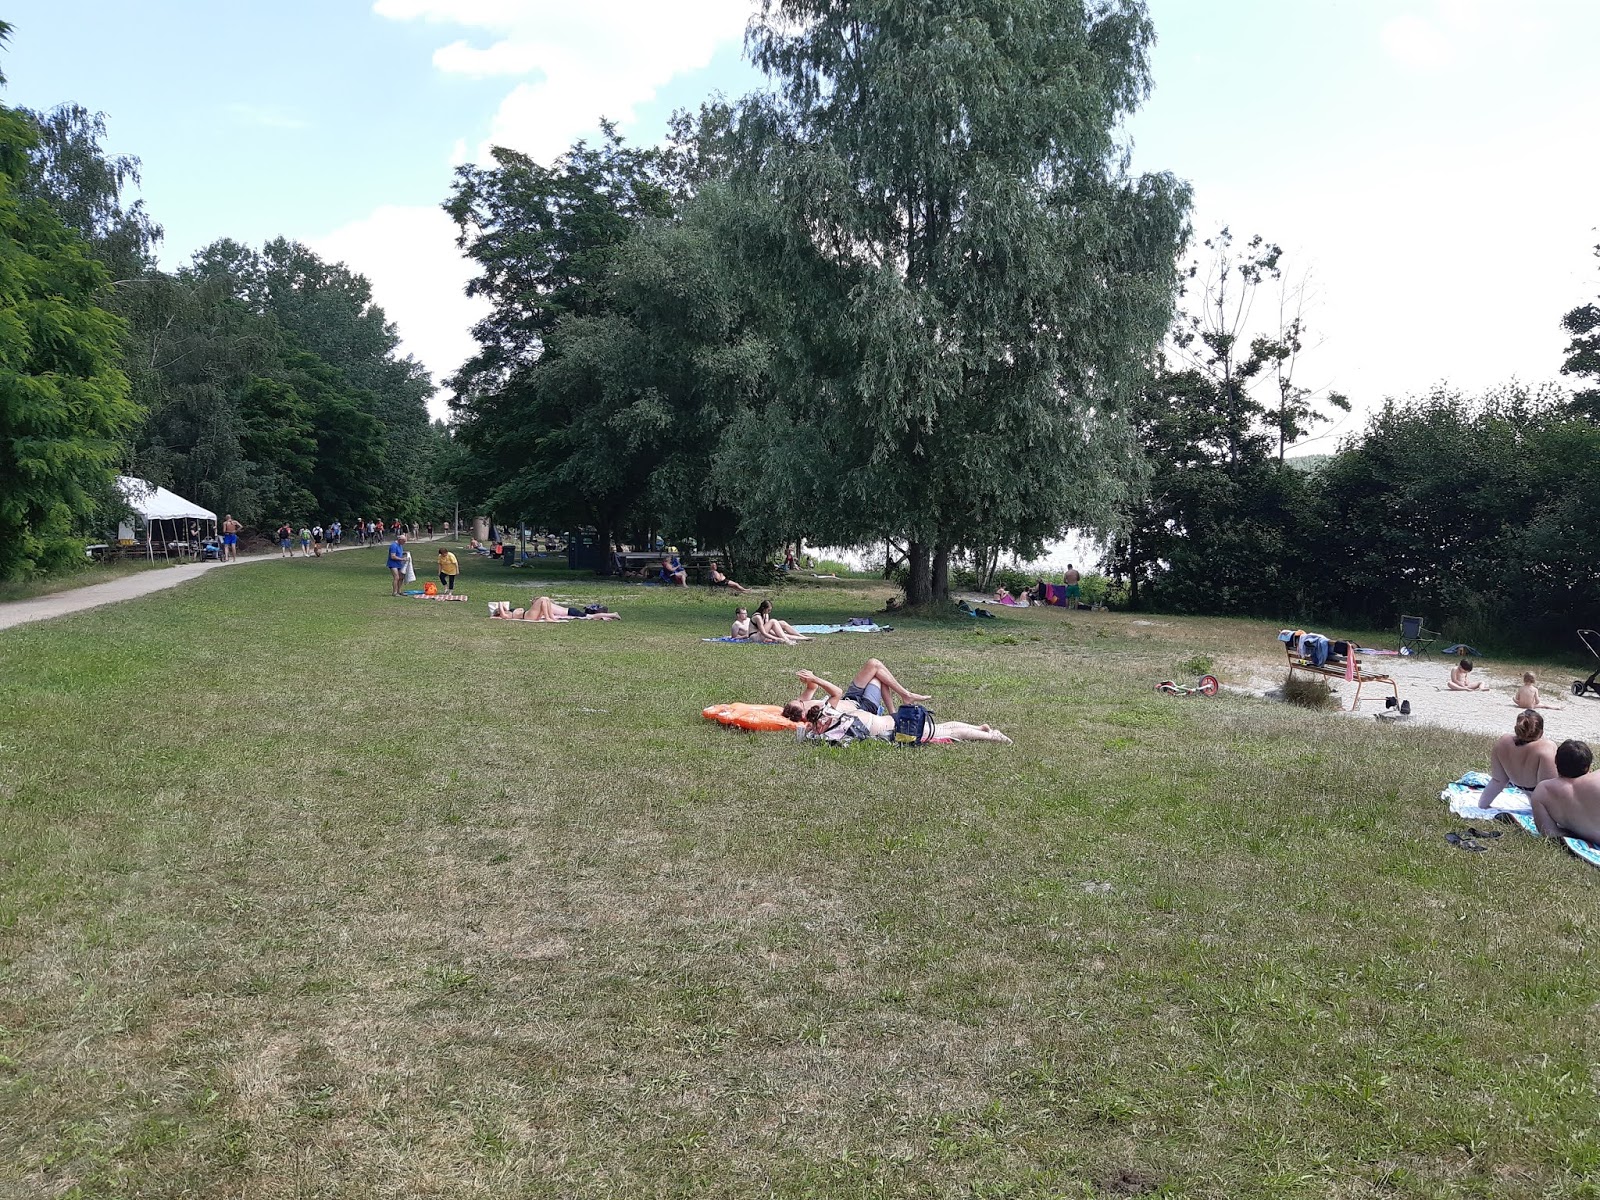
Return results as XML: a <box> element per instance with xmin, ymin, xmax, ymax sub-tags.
<box><xmin>891</xmin><ymin>704</ymin><xmax>936</xmax><ymax>746</ymax></box>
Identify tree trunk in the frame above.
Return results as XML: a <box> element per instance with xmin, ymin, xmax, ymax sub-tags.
<box><xmin>595</xmin><ymin>514</ymin><xmax>615</xmax><ymax>576</ymax></box>
<box><xmin>931</xmin><ymin>544</ymin><xmax>950</xmax><ymax>603</ymax></box>
<box><xmin>906</xmin><ymin>540</ymin><xmax>932</xmax><ymax>606</ymax></box>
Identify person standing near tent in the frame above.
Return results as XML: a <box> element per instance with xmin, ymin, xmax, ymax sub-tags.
<box><xmin>222</xmin><ymin>514</ymin><xmax>241</xmax><ymax>561</ymax></box>
<box><xmin>388</xmin><ymin>532</ymin><xmax>409</xmax><ymax>595</ymax></box>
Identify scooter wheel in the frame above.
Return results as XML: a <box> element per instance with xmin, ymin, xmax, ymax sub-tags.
<box><xmin>1198</xmin><ymin>674</ymin><xmax>1219</xmax><ymax>696</ymax></box>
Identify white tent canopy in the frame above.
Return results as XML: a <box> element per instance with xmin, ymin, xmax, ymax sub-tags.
<box><xmin>116</xmin><ymin>476</ymin><xmax>217</xmax><ymax>522</ymax></box>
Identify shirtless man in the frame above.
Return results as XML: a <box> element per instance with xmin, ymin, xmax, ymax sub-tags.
<box><xmin>1478</xmin><ymin>709</ymin><xmax>1558</xmax><ymax>809</ymax></box>
<box><xmin>1530</xmin><ymin>740</ymin><xmax>1600</xmax><ymax>844</ymax></box>
<box><xmin>783</xmin><ymin>661</ymin><xmax>930</xmax><ymax>721</ymax></box>
<box><xmin>221</xmin><ymin>514</ymin><xmax>241</xmax><ymax>561</ymax></box>
<box><xmin>1062</xmin><ymin>563</ymin><xmax>1082</xmax><ymax>603</ymax></box>
<box><xmin>1448</xmin><ymin>658</ymin><xmax>1484</xmax><ymax>691</ymax></box>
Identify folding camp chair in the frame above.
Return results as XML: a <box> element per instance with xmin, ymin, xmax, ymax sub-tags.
<box><xmin>1399</xmin><ymin>615</ymin><xmax>1440</xmax><ymax>655</ymax></box>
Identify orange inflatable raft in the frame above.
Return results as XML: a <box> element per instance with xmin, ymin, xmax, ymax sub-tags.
<box><xmin>702</xmin><ymin>703</ymin><xmax>798</xmax><ymax>732</ymax></box>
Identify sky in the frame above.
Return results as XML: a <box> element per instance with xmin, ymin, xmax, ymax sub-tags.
<box><xmin>5</xmin><ymin>0</ymin><xmax>1598</xmax><ymax>438</ymax></box>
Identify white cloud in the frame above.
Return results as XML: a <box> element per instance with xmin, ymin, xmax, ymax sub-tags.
<box><xmin>375</xmin><ymin>0</ymin><xmax>750</xmax><ymax>163</ymax></box>
<box><xmin>226</xmin><ymin>103</ymin><xmax>309</xmax><ymax>130</ymax></box>
<box><xmin>311</xmin><ymin>205</ymin><xmax>490</xmax><ymax>418</ymax></box>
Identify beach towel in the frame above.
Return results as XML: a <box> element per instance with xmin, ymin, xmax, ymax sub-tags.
<box><xmin>1504</xmin><ymin>811</ymin><xmax>1600</xmax><ymax>866</ymax></box>
<box><xmin>702</xmin><ymin>636</ymin><xmax>769</xmax><ymax>643</ymax></box>
<box><xmin>790</xmin><ymin>623</ymin><xmax>886</xmax><ymax>634</ymax></box>
<box><xmin>1443</xmin><ymin>773</ymin><xmax>1600</xmax><ymax>868</ymax></box>
<box><xmin>1439</xmin><ymin>771</ymin><xmax>1532</xmax><ymax>817</ymax></box>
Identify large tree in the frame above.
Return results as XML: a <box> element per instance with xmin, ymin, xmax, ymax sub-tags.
<box><xmin>444</xmin><ymin>124</ymin><xmax>685</xmax><ymax>552</ymax></box>
<box><xmin>0</xmin><ymin>27</ymin><xmax>138</xmax><ymax>578</ymax></box>
<box><xmin>733</xmin><ymin>0</ymin><xmax>1190</xmax><ymax>602</ymax></box>
<box><xmin>1560</xmin><ymin>244</ymin><xmax>1600</xmax><ymax>420</ymax></box>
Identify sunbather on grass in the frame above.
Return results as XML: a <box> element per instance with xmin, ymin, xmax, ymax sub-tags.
<box><xmin>754</xmin><ymin>599</ymin><xmax>811</xmax><ymax>643</ymax></box>
<box><xmin>789</xmin><ymin>696</ymin><xmax>1011</xmax><ymax>745</ymax></box>
<box><xmin>1478</xmin><ymin>708</ymin><xmax>1557</xmax><ymax>808</ymax></box>
<box><xmin>1531</xmin><ymin>740</ymin><xmax>1600</xmax><ymax>843</ymax></box>
<box><xmin>491</xmin><ymin>598</ymin><xmax>620</xmax><ymax>621</ymax></box>
<box><xmin>783</xmin><ymin>661</ymin><xmax>931</xmax><ymax>720</ymax></box>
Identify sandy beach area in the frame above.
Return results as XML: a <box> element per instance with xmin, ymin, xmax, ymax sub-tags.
<box><xmin>1228</xmin><ymin>650</ymin><xmax>1600</xmax><ymax>741</ymax></box>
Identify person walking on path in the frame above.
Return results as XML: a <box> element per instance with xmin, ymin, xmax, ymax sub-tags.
<box><xmin>221</xmin><ymin>515</ymin><xmax>242</xmax><ymax>562</ymax></box>
<box><xmin>388</xmin><ymin>533</ymin><xmax>409</xmax><ymax>595</ymax></box>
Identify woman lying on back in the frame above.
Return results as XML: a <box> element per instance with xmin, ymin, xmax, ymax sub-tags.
<box><xmin>490</xmin><ymin>598</ymin><xmax>620</xmax><ymax>621</ymax></box>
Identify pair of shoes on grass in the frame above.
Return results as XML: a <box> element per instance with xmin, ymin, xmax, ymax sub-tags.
<box><xmin>1445</xmin><ymin>827</ymin><xmax>1504</xmax><ymax>852</ymax></box>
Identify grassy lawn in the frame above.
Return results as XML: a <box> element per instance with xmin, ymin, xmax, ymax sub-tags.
<box><xmin>3</xmin><ymin>549</ymin><xmax>1599</xmax><ymax>1198</ymax></box>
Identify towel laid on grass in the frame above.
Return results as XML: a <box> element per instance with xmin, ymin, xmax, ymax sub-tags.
<box><xmin>1443</xmin><ymin>772</ymin><xmax>1600</xmax><ymax>868</ymax></box>
<box><xmin>791</xmin><ymin>623</ymin><xmax>886</xmax><ymax>634</ymax></box>
<box><xmin>1440</xmin><ymin>771</ymin><xmax>1532</xmax><ymax>817</ymax></box>
<box><xmin>1504</xmin><ymin>811</ymin><xmax>1600</xmax><ymax>867</ymax></box>
<box><xmin>703</xmin><ymin>636</ymin><xmax>767</xmax><ymax>643</ymax></box>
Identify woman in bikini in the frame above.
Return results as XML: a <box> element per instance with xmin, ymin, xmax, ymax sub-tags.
<box><xmin>791</xmin><ymin>698</ymin><xmax>1011</xmax><ymax>745</ymax></box>
<box><xmin>753</xmin><ymin>598</ymin><xmax>811</xmax><ymax>643</ymax></box>
<box><xmin>491</xmin><ymin>598</ymin><xmax>621</xmax><ymax>621</ymax></box>
<box><xmin>1477</xmin><ymin>708</ymin><xmax>1557</xmax><ymax>809</ymax></box>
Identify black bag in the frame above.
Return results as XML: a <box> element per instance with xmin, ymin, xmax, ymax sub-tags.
<box><xmin>891</xmin><ymin>704</ymin><xmax>936</xmax><ymax>746</ymax></box>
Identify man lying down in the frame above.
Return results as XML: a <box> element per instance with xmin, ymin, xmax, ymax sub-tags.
<box><xmin>489</xmin><ymin>598</ymin><xmax>621</xmax><ymax>621</ymax></box>
<box><xmin>781</xmin><ymin>660</ymin><xmax>1011</xmax><ymax>745</ymax></box>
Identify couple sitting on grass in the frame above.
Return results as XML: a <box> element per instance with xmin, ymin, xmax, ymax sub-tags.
<box><xmin>731</xmin><ymin>600</ymin><xmax>810</xmax><ymax>644</ymax></box>
<box><xmin>1478</xmin><ymin>708</ymin><xmax>1600</xmax><ymax>842</ymax></box>
<box><xmin>780</xmin><ymin>659</ymin><xmax>1011</xmax><ymax>745</ymax></box>
<box><xmin>489</xmin><ymin>597</ymin><xmax>621</xmax><ymax>621</ymax></box>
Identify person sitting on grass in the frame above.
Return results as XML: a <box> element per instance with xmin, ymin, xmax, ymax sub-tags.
<box><xmin>1477</xmin><ymin>708</ymin><xmax>1558</xmax><ymax>809</ymax></box>
<box><xmin>753</xmin><ymin>598</ymin><xmax>811</xmax><ymax>643</ymax></box>
<box><xmin>1448</xmin><ymin>658</ymin><xmax>1484</xmax><ymax>691</ymax></box>
<box><xmin>731</xmin><ymin>606</ymin><xmax>755</xmax><ymax>640</ymax></box>
<box><xmin>782</xmin><ymin>661</ymin><xmax>931</xmax><ymax>721</ymax></box>
<box><xmin>490</xmin><ymin>598</ymin><xmax>620</xmax><ymax>621</ymax></box>
<box><xmin>660</xmin><ymin>554</ymin><xmax>688</xmax><ymax>586</ymax></box>
<box><xmin>708</xmin><ymin>561</ymin><xmax>751</xmax><ymax>594</ymax></box>
<box><xmin>1530</xmin><ymin>739</ymin><xmax>1600</xmax><ymax>844</ymax></box>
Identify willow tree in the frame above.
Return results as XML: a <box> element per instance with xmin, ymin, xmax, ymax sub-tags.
<box><xmin>739</xmin><ymin>0</ymin><xmax>1190</xmax><ymax>601</ymax></box>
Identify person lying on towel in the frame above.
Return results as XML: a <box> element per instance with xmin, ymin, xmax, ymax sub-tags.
<box><xmin>782</xmin><ymin>661</ymin><xmax>930</xmax><ymax>720</ymax></box>
<box><xmin>490</xmin><ymin>598</ymin><xmax>620</xmax><ymax>621</ymax></box>
<box><xmin>1531</xmin><ymin>740</ymin><xmax>1600</xmax><ymax>844</ymax></box>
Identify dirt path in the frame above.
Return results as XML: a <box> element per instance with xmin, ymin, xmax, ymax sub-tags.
<box><xmin>0</xmin><ymin>539</ymin><xmax>443</xmax><ymax>633</ymax></box>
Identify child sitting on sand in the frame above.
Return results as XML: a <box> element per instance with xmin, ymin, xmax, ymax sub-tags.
<box><xmin>1448</xmin><ymin>658</ymin><xmax>1484</xmax><ymax>691</ymax></box>
<box><xmin>1514</xmin><ymin>671</ymin><xmax>1560</xmax><ymax>709</ymax></box>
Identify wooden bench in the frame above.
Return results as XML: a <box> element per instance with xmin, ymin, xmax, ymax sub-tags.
<box><xmin>1285</xmin><ymin>641</ymin><xmax>1399</xmax><ymax>711</ymax></box>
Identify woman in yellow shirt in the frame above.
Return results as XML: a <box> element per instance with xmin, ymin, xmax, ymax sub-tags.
<box><xmin>437</xmin><ymin>548</ymin><xmax>461</xmax><ymax>594</ymax></box>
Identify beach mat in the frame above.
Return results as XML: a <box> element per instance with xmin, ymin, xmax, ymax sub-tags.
<box><xmin>1440</xmin><ymin>771</ymin><xmax>1531</xmax><ymax>817</ymax></box>
<box><xmin>791</xmin><ymin>623</ymin><xmax>886</xmax><ymax>634</ymax></box>
<box><xmin>1444</xmin><ymin>773</ymin><xmax>1600</xmax><ymax>867</ymax></box>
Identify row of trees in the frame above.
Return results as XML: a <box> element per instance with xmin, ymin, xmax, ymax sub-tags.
<box><xmin>446</xmin><ymin>0</ymin><xmax>1192</xmax><ymax>603</ymax></box>
<box><xmin>1109</xmin><ymin>237</ymin><xmax>1600</xmax><ymax>650</ymax></box>
<box><xmin>0</xmin><ymin>23</ymin><xmax>449</xmax><ymax>579</ymax></box>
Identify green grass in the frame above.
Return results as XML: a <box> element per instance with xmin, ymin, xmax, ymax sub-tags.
<box><xmin>3</xmin><ymin>550</ymin><xmax>1599</xmax><ymax>1198</ymax></box>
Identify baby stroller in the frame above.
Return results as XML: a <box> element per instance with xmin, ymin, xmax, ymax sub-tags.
<box><xmin>1572</xmin><ymin>630</ymin><xmax>1600</xmax><ymax>697</ymax></box>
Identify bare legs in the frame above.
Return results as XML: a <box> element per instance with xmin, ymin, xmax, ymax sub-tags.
<box><xmin>851</xmin><ymin>658</ymin><xmax>931</xmax><ymax>704</ymax></box>
<box><xmin>933</xmin><ymin>721</ymin><xmax>1012</xmax><ymax>744</ymax></box>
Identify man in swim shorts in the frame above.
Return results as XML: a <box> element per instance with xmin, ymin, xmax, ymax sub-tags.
<box><xmin>221</xmin><ymin>514</ymin><xmax>241</xmax><ymax>561</ymax></box>
<box><xmin>1063</xmin><ymin>563</ymin><xmax>1081</xmax><ymax>603</ymax></box>
<box><xmin>1531</xmin><ymin>740</ymin><xmax>1600</xmax><ymax>844</ymax></box>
